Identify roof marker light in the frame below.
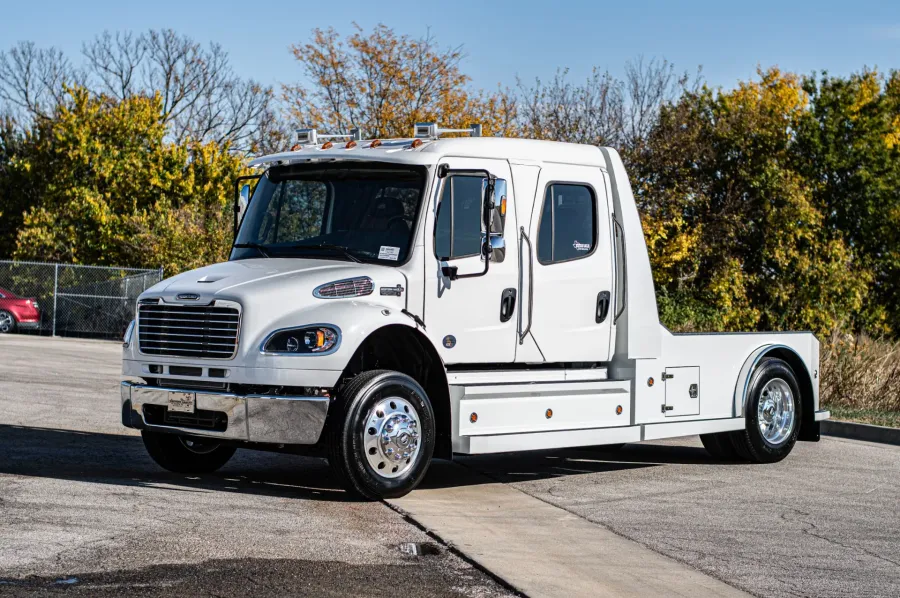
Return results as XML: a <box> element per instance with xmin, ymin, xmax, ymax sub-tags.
<box><xmin>295</xmin><ymin>128</ymin><xmax>318</xmax><ymax>145</ymax></box>
<box><xmin>413</xmin><ymin>122</ymin><xmax>482</xmax><ymax>139</ymax></box>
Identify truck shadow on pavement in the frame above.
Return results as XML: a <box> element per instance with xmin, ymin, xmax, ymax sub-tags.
<box><xmin>0</xmin><ymin>424</ymin><xmax>719</xmax><ymax>500</ymax></box>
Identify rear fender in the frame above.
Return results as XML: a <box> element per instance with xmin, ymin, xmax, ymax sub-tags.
<box><xmin>733</xmin><ymin>343</ymin><xmax>818</xmax><ymax>441</ymax></box>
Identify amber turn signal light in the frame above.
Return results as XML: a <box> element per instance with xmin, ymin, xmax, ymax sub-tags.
<box><xmin>470</xmin><ymin>412</ymin><xmax>478</xmax><ymax>423</ymax></box>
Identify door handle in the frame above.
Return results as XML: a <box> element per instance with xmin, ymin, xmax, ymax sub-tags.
<box><xmin>596</xmin><ymin>291</ymin><xmax>611</xmax><ymax>323</ymax></box>
<box><xmin>518</xmin><ymin>227</ymin><xmax>534</xmax><ymax>344</ymax></box>
<box><xmin>500</xmin><ymin>288</ymin><xmax>517</xmax><ymax>323</ymax></box>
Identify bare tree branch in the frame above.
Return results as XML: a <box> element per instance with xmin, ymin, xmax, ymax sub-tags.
<box><xmin>1</xmin><ymin>30</ymin><xmax>274</xmax><ymax>151</ymax></box>
<box><xmin>0</xmin><ymin>41</ymin><xmax>81</xmax><ymax>121</ymax></box>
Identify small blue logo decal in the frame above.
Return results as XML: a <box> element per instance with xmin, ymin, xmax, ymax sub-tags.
<box><xmin>443</xmin><ymin>335</ymin><xmax>456</xmax><ymax>349</ymax></box>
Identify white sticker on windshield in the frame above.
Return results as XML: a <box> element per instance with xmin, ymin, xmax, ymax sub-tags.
<box><xmin>378</xmin><ymin>246</ymin><xmax>401</xmax><ymax>261</ymax></box>
<box><xmin>573</xmin><ymin>240</ymin><xmax>591</xmax><ymax>252</ymax></box>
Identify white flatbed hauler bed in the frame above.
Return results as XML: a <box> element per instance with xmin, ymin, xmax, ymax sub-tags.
<box><xmin>120</xmin><ymin>124</ymin><xmax>829</xmax><ymax>499</ymax></box>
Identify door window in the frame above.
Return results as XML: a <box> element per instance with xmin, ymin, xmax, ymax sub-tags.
<box><xmin>537</xmin><ymin>183</ymin><xmax>596</xmax><ymax>264</ymax></box>
<box><xmin>434</xmin><ymin>176</ymin><xmax>484</xmax><ymax>259</ymax></box>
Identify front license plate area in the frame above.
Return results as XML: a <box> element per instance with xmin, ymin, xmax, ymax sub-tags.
<box><xmin>167</xmin><ymin>391</ymin><xmax>196</xmax><ymax>414</ymax></box>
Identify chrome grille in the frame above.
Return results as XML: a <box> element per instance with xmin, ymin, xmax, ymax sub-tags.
<box><xmin>138</xmin><ymin>300</ymin><xmax>240</xmax><ymax>359</ymax></box>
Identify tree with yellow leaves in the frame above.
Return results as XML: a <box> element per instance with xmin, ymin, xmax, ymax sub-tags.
<box><xmin>632</xmin><ymin>68</ymin><xmax>869</xmax><ymax>335</ymax></box>
<box><xmin>284</xmin><ymin>24</ymin><xmax>517</xmax><ymax>139</ymax></box>
<box><xmin>8</xmin><ymin>86</ymin><xmax>247</xmax><ymax>275</ymax></box>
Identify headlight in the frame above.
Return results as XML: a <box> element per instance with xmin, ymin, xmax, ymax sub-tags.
<box><xmin>261</xmin><ymin>325</ymin><xmax>340</xmax><ymax>355</ymax></box>
<box><xmin>123</xmin><ymin>320</ymin><xmax>136</xmax><ymax>348</ymax></box>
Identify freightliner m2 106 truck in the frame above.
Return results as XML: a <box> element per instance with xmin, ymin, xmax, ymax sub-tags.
<box><xmin>121</xmin><ymin>123</ymin><xmax>830</xmax><ymax>499</ymax></box>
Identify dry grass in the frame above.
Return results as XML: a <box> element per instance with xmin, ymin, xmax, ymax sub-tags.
<box><xmin>819</xmin><ymin>330</ymin><xmax>900</xmax><ymax>425</ymax></box>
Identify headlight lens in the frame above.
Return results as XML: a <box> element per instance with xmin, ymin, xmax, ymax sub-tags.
<box><xmin>263</xmin><ymin>326</ymin><xmax>339</xmax><ymax>354</ymax></box>
<box><xmin>123</xmin><ymin>320</ymin><xmax>136</xmax><ymax>348</ymax></box>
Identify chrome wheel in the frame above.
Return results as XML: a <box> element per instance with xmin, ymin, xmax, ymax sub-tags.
<box><xmin>0</xmin><ymin>311</ymin><xmax>13</xmax><ymax>333</ymax></box>
<box><xmin>362</xmin><ymin>396</ymin><xmax>421</xmax><ymax>479</ymax></box>
<box><xmin>757</xmin><ymin>378</ymin><xmax>795</xmax><ymax>446</ymax></box>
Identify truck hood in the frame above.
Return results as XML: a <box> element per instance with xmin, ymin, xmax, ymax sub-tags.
<box><xmin>141</xmin><ymin>258</ymin><xmax>407</xmax><ymax>307</ymax></box>
<box><xmin>133</xmin><ymin>257</ymin><xmax>410</xmax><ymax>366</ymax></box>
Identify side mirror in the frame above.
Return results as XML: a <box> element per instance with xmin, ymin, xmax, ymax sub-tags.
<box><xmin>232</xmin><ymin>175</ymin><xmax>260</xmax><ymax>240</ymax></box>
<box><xmin>491</xmin><ymin>179</ymin><xmax>507</xmax><ymax>235</ymax></box>
<box><xmin>481</xmin><ymin>178</ymin><xmax>507</xmax><ymax>263</ymax></box>
<box><xmin>238</xmin><ymin>184</ymin><xmax>250</xmax><ymax>223</ymax></box>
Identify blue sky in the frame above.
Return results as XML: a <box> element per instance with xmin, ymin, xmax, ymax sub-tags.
<box><xmin>1</xmin><ymin>0</ymin><xmax>897</xmax><ymax>92</ymax></box>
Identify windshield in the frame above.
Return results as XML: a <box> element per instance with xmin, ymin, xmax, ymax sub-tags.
<box><xmin>231</xmin><ymin>163</ymin><xmax>426</xmax><ymax>264</ymax></box>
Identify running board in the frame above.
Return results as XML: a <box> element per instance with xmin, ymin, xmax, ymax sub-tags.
<box><xmin>453</xmin><ymin>417</ymin><xmax>746</xmax><ymax>455</ymax></box>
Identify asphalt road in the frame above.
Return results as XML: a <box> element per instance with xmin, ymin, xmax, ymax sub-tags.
<box><xmin>0</xmin><ymin>335</ymin><xmax>513</xmax><ymax>597</ymax></box>
<box><xmin>1</xmin><ymin>334</ymin><xmax>899</xmax><ymax>597</ymax></box>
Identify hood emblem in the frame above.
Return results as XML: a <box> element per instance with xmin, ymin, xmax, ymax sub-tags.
<box><xmin>176</xmin><ymin>293</ymin><xmax>200</xmax><ymax>301</ymax></box>
<box><xmin>380</xmin><ymin>285</ymin><xmax>404</xmax><ymax>297</ymax></box>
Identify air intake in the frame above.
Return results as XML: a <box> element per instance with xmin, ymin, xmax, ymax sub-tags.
<box><xmin>313</xmin><ymin>277</ymin><xmax>374</xmax><ymax>299</ymax></box>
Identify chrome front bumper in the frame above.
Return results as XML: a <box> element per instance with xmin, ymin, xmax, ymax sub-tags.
<box><xmin>120</xmin><ymin>382</ymin><xmax>330</xmax><ymax>445</ymax></box>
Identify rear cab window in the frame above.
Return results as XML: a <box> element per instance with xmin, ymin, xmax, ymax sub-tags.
<box><xmin>537</xmin><ymin>183</ymin><xmax>597</xmax><ymax>264</ymax></box>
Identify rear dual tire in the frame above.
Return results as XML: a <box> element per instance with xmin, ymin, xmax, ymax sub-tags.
<box><xmin>701</xmin><ymin>358</ymin><xmax>801</xmax><ymax>463</ymax></box>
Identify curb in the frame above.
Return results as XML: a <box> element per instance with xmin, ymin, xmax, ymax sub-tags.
<box><xmin>821</xmin><ymin>420</ymin><xmax>900</xmax><ymax>446</ymax></box>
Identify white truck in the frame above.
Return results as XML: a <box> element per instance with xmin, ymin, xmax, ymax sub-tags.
<box><xmin>121</xmin><ymin>123</ymin><xmax>830</xmax><ymax>499</ymax></box>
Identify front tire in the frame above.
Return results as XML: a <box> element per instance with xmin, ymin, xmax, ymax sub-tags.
<box><xmin>141</xmin><ymin>431</ymin><xmax>236</xmax><ymax>474</ymax></box>
<box><xmin>328</xmin><ymin>370</ymin><xmax>435</xmax><ymax>500</ymax></box>
<box><xmin>729</xmin><ymin>358</ymin><xmax>801</xmax><ymax>463</ymax></box>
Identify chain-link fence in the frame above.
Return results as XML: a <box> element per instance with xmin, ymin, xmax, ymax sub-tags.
<box><xmin>0</xmin><ymin>260</ymin><xmax>163</xmax><ymax>340</ymax></box>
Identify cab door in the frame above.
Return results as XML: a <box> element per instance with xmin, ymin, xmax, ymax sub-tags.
<box><xmin>525</xmin><ymin>164</ymin><xmax>614</xmax><ymax>362</ymax></box>
<box><xmin>423</xmin><ymin>157</ymin><xmax>519</xmax><ymax>364</ymax></box>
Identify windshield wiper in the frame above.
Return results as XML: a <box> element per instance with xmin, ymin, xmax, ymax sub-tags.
<box><xmin>289</xmin><ymin>243</ymin><xmax>363</xmax><ymax>263</ymax></box>
<box><xmin>232</xmin><ymin>243</ymin><xmax>271</xmax><ymax>258</ymax></box>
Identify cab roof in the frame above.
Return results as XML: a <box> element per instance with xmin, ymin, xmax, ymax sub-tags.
<box><xmin>248</xmin><ymin>137</ymin><xmax>608</xmax><ymax>170</ymax></box>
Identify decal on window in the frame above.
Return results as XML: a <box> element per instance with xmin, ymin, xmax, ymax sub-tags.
<box><xmin>378</xmin><ymin>246</ymin><xmax>401</xmax><ymax>261</ymax></box>
<box><xmin>573</xmin><ymin>240</ymin><xmax>591</xmax><ymax>252</ymax></box>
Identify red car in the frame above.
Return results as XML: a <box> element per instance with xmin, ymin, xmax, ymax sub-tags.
<box><xmin>0</xmin><ymin>287</ymin><xmax>41</xmax><ymax>333</ymax></box>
